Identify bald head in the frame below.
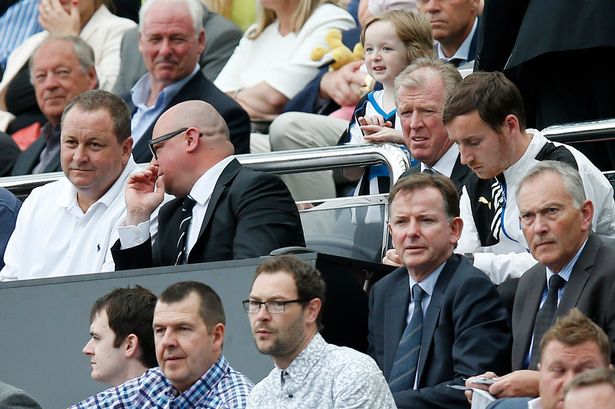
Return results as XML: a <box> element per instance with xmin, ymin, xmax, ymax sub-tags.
<box><xmin>151</xmin><ymin>101</ymin><xmax>234</xmax><ymax>196</ymax></box>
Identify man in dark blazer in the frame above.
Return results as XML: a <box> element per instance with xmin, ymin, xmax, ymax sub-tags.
<box><xmin>0</xmin><ymin>380</ymin><xmax>41</xmax><ymax>409</ymax></box>
<box><xmin>466</xmin><ymin>161</ymin><xmax>615</xmax><ymax>401</ymax></box>
<box><xmin>112</xmin><ymin>100</ymin><xmax>304</xmax><ymax>270</ymax></box>
<box><xmin>11</xmin><ymin>36</ymin><xmax>98</xmax><ymax>175</ymax></box>
<box><xmin>111</xmin><ymin>4</ymin><xmax>241</xmax><ymax>97</ymax></box>
<box><xmin>368</xmin><ymin>173</ymin><xmax>511</xmax><ymax>409</ymax></box>
<box><xmin>127</xmin><ymin>0</ymin><xmax>249</xmax><ymax>164</ymax></box>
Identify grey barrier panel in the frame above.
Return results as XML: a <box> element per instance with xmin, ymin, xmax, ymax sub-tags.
<box><xmin>0</xmin><ymin>256</ymin><xmax>290</xmax><ymax>408</ymax></box>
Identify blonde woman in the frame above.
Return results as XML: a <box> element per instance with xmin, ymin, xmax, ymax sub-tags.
<box><xmin>214</xmin><ymin>0</ymin><xmax>355</xmax><ymax>125</ymax></box>
<box><xmin>204</xmin><ymin>0</ymin><xmax>257</xmax><ymax>31</ymax></box>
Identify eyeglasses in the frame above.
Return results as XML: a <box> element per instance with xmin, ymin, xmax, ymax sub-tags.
<box><xmin>242</xmin><ymin>299</ymin><xmax>309</xmax><ymax>314</ymax></box>
<box><xmin>148</xmin><ymin>127</ymin><xmax>203</xmax><ymax>159</ymax></box>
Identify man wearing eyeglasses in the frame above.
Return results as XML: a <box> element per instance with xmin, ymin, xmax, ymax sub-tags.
<box><xmin>244</xmin><ymin>255</ymin><xmax>396</xmax><ymax>408</ymax></box>
<box><xmin>111</xmin><ymin>100</ymin><xmax>304</xmax><ymax>270</ymax></box>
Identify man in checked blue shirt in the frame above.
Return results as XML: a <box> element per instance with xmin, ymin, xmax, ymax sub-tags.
<box><xmin>71</xmin><ymin>281</ymin><xmax>253</xmax><ymax>408</ymax></box>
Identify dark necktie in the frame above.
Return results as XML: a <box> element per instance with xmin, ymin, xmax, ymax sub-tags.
<box><xmin>422</xmin><ymin>168</ymin><xmax>435</xmax><ymax>175</ymax></box>
<box><xmin>529</xmin><ymin>274</ymin><xmax>566</xmax><ymax>368</ymax></box>
<box><xmin>389</xmin><ymin>284</ymin><xmax>425</xmax><ymax>392</ymax></box>
<box><xmin>175</xmin><ymin>195</ymin><xmax>197</xmax><ymax>265</ymax></box>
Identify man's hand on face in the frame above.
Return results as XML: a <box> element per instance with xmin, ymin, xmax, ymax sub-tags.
<box><xmin>125</xmin><ymin>163</ymin><xmax>165</xmax><ymax>226</ymax></box>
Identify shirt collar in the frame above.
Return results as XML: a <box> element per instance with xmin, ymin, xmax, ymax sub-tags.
<box><xmin>408</xmin><ymin>260</ymin><xmax>446</xmax><ymax>299</ymax></box>
<box><xmin>421</xmin><ymin>144</ymin><xmax>459</xmax><ymax>176</ymax></box>
<box><xmin>502</xmin><ymin>129</ymin><xmax>544</xmax><ymax>185</ymax></box>
<box><xmin>165</xmin><ymin>354</ymin><xmax>230</xmax><ymax>399</ymax></box>
<box><xmin>131</xmin><ymin>64</ymin><xmax>200</xmax><ymax>109</ymax></box>
<box><xmin>276</xmin><ymin>332</ymin><xmax>325</xmax><ymax>387</ymax></box>
<box><xmin>545</xmin><ymin>237</ymin><xmax>588</xmax><ymax>282</ymax></box>
<box><xmin>56</xmin><ymin>157</ymin><xmax>138</xmax><ymax>214</ymax></box>
<box><xmin>189</xmin><ymin>156</ymin><xmax>235</xmax><ymax>205</ymax></box>
<box><xmin>528</xmin><ymin>397</ymin><xmax>543</xmax><ymax>409</ymax></box>
<box><xmin>42</xmin><ymin>122</ymin><xmax>61</xmax><ymax>144</ymax></box>
<box><xmin>437</xmin><ymin>17</ymin><xmax>478</xmax><ymax>61</ymax></box>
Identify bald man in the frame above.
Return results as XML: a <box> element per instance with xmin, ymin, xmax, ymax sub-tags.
<box><xmin>111</xmin><ymin>100</ymin><xmax>305</xmax><ymax>269</ymax></box>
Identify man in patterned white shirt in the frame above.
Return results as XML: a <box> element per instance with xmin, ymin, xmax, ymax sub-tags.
<box><xmin>244</xmin><ymin>255</ymin><xmax>396</xmax><ymax>409</ymax></box>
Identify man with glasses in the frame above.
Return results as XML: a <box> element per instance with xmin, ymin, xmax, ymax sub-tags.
<box><xmin>244</xmin><ymin>255</ymin><xmax>395</xmax><ymax>408</ymax></box>
<box><xmin>111</xmin><ymin>100</ymin><xmax>304</xmax><ymax>270</ymax></box>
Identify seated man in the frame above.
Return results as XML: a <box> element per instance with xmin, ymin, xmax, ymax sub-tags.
<box><xmin>564</xmin><ymin>368</ymin><xmax>615</xmax><ymax>409</ymax></box>
<box><xmin>83</xmin><ymin>286</ymin><xmax>158</xmax><ymax>386</ymax></box>
<box><xmin>0</xmin><ymin>380</ymin><xmax>41</xmax><ymax>409</ymax></box>
<box><xmin>127</xmin><ymin>0</ymin><xmax>250</xmax><ymax>163</ymax></box>
<box><xmin>1</xmin><ymin>90</ymin><xmax>138</xmax><ymax>280</ymax></box>
<box><xmin>444</xmin><ymin>71</ymin><xmax>615</xmax><ymax>283</ymax></box>
<box><xmin>71</xmin><ymin>281</ymin><xmax>253</xmax><ymax>408</ymax></box>
<box><xmin>0</xmin><ymin>187</ymin><xmax>20</xmax><ymax>270</ymax></box>
<box><xmin>11</xmin><ymin>35</ymin><xmax>98</xmax><ymax>175</ymax></box>
<box><xmin>465</xmin><ymin>161</ymin><xmax>615</xmax><ymax>400</ymax></box>
<box><xmin>369</xmin><ymin>173</ymin><xmax>511</xmax><ymax>409</ymax></box>
<box><xmin>245</xmin><ymin>255</ymin><xmax>396</xmax><ymax>408</ymax></box>
<box><xmin>486</xmin><ymin>309</ymin><xmax>611</xmax><ymax>409</ymax></box>
<box><xmin>111</xmin><ymin>100</ymin><xmax>304</xmax><ymax>270</ymax></box>
<box><xmin>111</xmin><ymin>2</ymin><xmax>241</xmax><ymax>97</ymax></box>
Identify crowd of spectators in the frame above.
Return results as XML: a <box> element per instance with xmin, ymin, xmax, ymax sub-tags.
<box><xmin>1</xmin><ymin>0</ymin><xmax>615</xmax><ymax>408</ymax></box>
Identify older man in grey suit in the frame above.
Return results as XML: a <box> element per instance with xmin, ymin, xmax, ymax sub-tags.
<box><xmin>111</xmin><ymin>2</ymin><xmax>241</xmax><ymax>97</ymax></box>
<box><xmin>0</xmin><ymin>381</ymin><xmax>42</xmax><ymax>409</ymax></box>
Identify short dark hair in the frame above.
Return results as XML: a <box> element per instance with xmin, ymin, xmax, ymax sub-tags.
<box><xmin>62</xmin><ymin>89</ymin><xmax>131</xmax><ymax>142</ymax></box>
<box><xmin>90</xmin><ymin>286</ymin><xmax>158</xmax><ymax>368</ymax></box>
<box><xmin>159</xmin><ymin>281</ymin><xmax>226</xmax><ymax>332</ymax></box>
<box><xmin>254</xmin><ymin>255</ymin><xmax>326</xmax><ymax>329</ymax></box>
<box><xmin>540</xmin><ymin>308</ymin><xmax>611</xmax><ymax>366</ymax></box>
<box><xmin>565</xmin><ymin>368</ymin><xmax>615</xmax><ymax>396</ymax></box>
<box><xmin>389</xmin><ymin>173</ymin><xmax>460</xmax><ymax>219</ymax></box>
<box><xmin>443</xmin><ymin>71</ymin><xmax>526</xmax><ymax>133</ymax></box>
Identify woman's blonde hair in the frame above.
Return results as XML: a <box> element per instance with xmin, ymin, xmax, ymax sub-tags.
<box><xmin>203</xmin><ymin>0</ymin><xmax>232</xmax><ymax>18</ymax></box>
<box><xmin>248</xmin><ymin>0</ymin><xmax>342</xmax><ymax>40</ymax></box>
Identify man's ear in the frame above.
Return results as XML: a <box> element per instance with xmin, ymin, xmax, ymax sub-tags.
<box><xmin>124</xmin><ymin>334</ymin><xmax>139</xmax><ymax>358</ymax></box>
<box><xmin>185</xmin><ymin>128</ymin><xmax>201</xmax><ymax>152</ymax></box>
<box><xmin>211</xmin><ymin>323</ymin><xmax>225</xmax><ymax>352</ymax></box>
<box><xmin>304</xmin><ymin>298</ymin><xmax>321</xmax><ymax>325</ymax></box>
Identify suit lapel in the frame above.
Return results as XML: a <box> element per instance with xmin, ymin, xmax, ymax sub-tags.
<box><xmin>416</xmin><ymin>255</ymin><xmax>458</xmax><ymax>384</ymax></box>
<box><xmin>195</xmin><ymin>159</ymin><xmax>242</xmax><ymax>241</ymax></box>
<box><xmin>383</xmin><ymin>269</ymin><xmax>411</xmax><ymax>378</ymax></box>
<box><xmin>557</xmin><ymin>235</ymin><xmax>599</xmax><ymax>314</ymax></box>
<box><xmin>513</xmin><ymin>266</ymin><xmax>545</xmax><ymax>366</ymax></box>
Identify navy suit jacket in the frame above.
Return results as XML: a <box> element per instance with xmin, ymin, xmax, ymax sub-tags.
<box><xmin>112</xmin><ymin>159</ymin><xmax>305</xmax><ymax>269</ymax></box>
<box><xmin>128</xmin><ymin>72</ymin><xmax>251</xmax><ymax>163</ymax></box>
<box><xmin>511</xmin><ymin>234</ymin><xmax>615</xmax><ymax>370</ymax></box>
<box><xmin>368</xmin><ymin>254</ymin><xmax>512</xmax><ymax>409</ymax></box>
<box><xmin>487</xmin><ymin>397</ymin><xmax>532</xmax><ymax>409</ymax></box>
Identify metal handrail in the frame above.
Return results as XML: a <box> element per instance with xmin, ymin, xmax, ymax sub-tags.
<box><xmin>542</xmin><ymin>118</ymin><xmax>615</xmax><ymax>144</ymax></box>
<box><xmin>0</xmin><ymin>144</ymin><xmax>410</xmax><ymax>198</ymax></box>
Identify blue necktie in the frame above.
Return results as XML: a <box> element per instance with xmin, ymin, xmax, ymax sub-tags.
<box><xmin>389</xmin><ymin>284</ymin><xmax>425</xmax><ymax>392</ymax></box>
<box><xmin>175</xmin><ymin>195</ymin><xmax>197</xmax><ymax>265</ymax></box>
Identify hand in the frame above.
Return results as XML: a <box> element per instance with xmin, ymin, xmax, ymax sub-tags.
<box><xmin>124</xmin><ymin>164</ymin><xmax>165</xmax><ymax>226</ymax></box>
<box><xmin>39</xmin><ymin>0</ymin><xmax>80</xmax><ymax>36</ymax></box>
<box><xmin>382</xmin><ymin>248</ymin><xmax>402</xmax><ymax>267</ymax></box>
<box><xmin>319</xmin><ymin>60</ymin><xmax>366</xmax><ymax>107</ymax></box>
<box><xmin>359</xmin><ymin>116</ymin><xmax>404</xmax><ymax>144</ymax></box>
<box><xmin>465</xmin><ymin>372</ymin><xmax>499</xmax><ymax>404</ymax></box>
<box><xmin>488</xmin><ymin>370</ymin><xmax>540</xmax><ymax>398</ymax></box>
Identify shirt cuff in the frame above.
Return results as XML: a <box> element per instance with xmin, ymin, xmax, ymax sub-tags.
<box><xmin>118</xmin><ymin>221</ymin><xmax>151</xmax><ymax>249</ymax></box>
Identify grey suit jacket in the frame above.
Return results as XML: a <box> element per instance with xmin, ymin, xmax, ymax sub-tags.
<box><xmin>0</xmin><ymin>381</ymin><xmax>42</xmax><ymax>409</ymax></box>
<box><xmin>111</xmin><ymin>5</ymin><xmax>242</xmax><ymax>97</ymax></box>
<box><xmin>511</xmin><ymin>234</ymin><xmax>615</xmax><ymax>370</ymax></box>
<box><xmin>487</xmin><ymin>397</ymin><xmax>531</xmax><ymax>409</ymax></box>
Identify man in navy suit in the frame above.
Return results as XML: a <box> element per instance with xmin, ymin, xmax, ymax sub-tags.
<box><xmin>368</xmin><ymin>173</ymin><xmax>511</xmax><ymax>409</ymax></box>
<box><xmin>127</xmin><ymin>0</ymin><xmax>250</xmax><ymax>163</ymax></box>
